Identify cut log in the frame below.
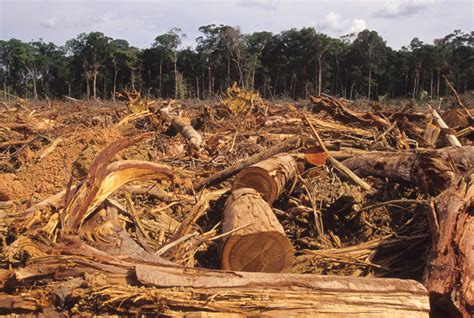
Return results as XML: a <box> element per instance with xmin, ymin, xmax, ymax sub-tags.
<box><xmin>194</xmin><ymin>136</ymin><xmax>301</xmax><ymax>191</ymax></box>
<box><xmin>232</xmin><ymin>153</ymin><xmax>298</xmax><ymax>203</ymax></box>
<box><xmin>221</xmin><ymin>188</ymin><xmax>294</xmax><ymax>272</ymax></box>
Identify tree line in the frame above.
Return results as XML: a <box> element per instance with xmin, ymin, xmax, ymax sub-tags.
<box><xmin>0</xmin><ymin>26</ymin><xmax>472</xmax><ymax>101</ymax></box>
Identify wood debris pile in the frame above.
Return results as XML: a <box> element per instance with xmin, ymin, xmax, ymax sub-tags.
<box><xmin>0</xmin><ymin>88</ymin><xmax>472</xmax><ymax>317</ymax></box>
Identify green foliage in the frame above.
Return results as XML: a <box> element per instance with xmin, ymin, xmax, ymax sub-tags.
<box><xmin>0</xmin><ymin>28</ymin><xmax>472</xmax><ymax>100</ymax></box>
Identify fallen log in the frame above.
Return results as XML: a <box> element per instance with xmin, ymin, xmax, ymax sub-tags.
<box><xmin>6</xmin><ymin>243</ymin><xmax>430</xmax><ymax>317</ymax></box>
<box><xmin>232</xmin><ymin>153</ymin><xmax>299</xmax><ymax>203</ymax></box>
<box><xmin>221</xmin><ymin>188</ymin><xmax>294</xmax><ymax>272</ymax></box>
<box><xmin>342</xmin><ymin>147</ymin><xmax>474</xmax><ymax>194</ymax></box>
<box><xmin>160</xmin><ymin>106</ymin><xmax>203</xmax><ymax>151</ymax></box>
<box><xmin>194</xmin><ymin>136</ymin><xmax>301</xmax><ymax>191</ymax></box>
<box><xmin>136</xmin><ymin>263</ymin><xmax>430</xmax><ymax>317</ymax></box>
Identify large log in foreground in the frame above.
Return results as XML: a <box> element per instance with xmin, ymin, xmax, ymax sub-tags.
<box><xmin>221</xmin><ymin>188</ymin><xmax>294</xmax><ymax>272</ymax></box>
<box><xmin>425</xmin><ymin>172</ymin><xmax>474</xmax><ymax>318</ymax></box>
<box><xmin>136</xmin><ymin>263</ymin><xmax>430</xmax><ymax>317</ymax></box>
<box><xmin>232</xmin><ymin>153</ymin><xmax>299</xmax><ymax>203</ymax></box>
<box><xmin>8</xmin><ymin>244</ymin><xmax>430</xmax><ymax>317</ymax></box>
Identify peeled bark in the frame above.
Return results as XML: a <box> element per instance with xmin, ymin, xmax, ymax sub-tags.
<box><xmin>221</xmin><ymin>188</ymin><xmax>294</xmax><ymax>272</ymax></box>
<box><xmin>232</xmin><ymin>153</ymin><xmax>299</xmax><ymax>203</ymax></box>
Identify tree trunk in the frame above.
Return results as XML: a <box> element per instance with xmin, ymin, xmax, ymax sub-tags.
<box><xmin>368</xmin><ymin>66</ymin><xmax>372</xmax><ymax>100</ymax></box>
<box><xmin>102</xmin><ymin>74</ymin><xmax>107</xmax><ymax>100</ymax></box>
<box><xmin>221</xmin><ymin>188</ymin><xmax>294</xmax><ymax>272</ymax></box>
<box><xmin>195</xmin><ymin>76</ymin><xmax>200</xmax><ymax>99</ymax></box>
<box><xmin>24</xmin><ymin>65</ymin><xmax>37</xmax><ymax>100</ymax></box>
<box><xmin>317</xmin><ymin>55</ymin><xmax>322</xmax><ymax>96</ymax></box>
<box><xmin>92</xmin><ymin>72</ymin><xmax>97</xmax><ymax>100</ymax></box>
<box><xmin>251</xmin><ymin>57</ymin><xmax>257</xmax><ymax>90</ymax></box>
<box><xmin>273</xmin><ymin>65</ymin><xmax>281</xmax><ymax>97</ymax></box>
<box><xmin>232</xmin><ymin>153</ymin><xmax>299</xmax><ymax>204</ymax></box>
<box><xmin>159</xmin><ymin>59</ymin><xmax>163</xmax><ymax>98</ymax></box>
<box><xmin>131</xmin><ymin>68</ymin><xmax>136</xmax><ymax>92</ymax></box>
<box><xmin>430</xmin><ymin>70</ymin><xmax>434</xmax><ymax>98</ymax></box>
<box><xmin>113</xmin><ymin>66</ymin><xmax>117</xmax><ymax>103</ymax></box>
<box><xmin>227</xmin><ymin>52</ymin><xmax>231</xmax><ymax>87</ymax></box>
<box><xmin>174</xmin><ymin>50</ymin><xmax>178</xmax><ymax>99</ymax></box>
<box><xmin>208</xmin><ymin>62</ymin><xmax>212</xmax><ymax>96</ymax></box>
<box><xmin>85</xmin><ymin>76</ymin><xmax>90</xmax><ymax>101</ymax></box>
<box><xmin>436</xmin><ymin>69</ymin><xmax>441</xmax><ymax>97</ymax></box>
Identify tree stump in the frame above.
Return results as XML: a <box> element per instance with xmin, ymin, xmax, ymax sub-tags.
<box><xmin>221</xmin><ymin>188</ymin><xmax>294</xmax><ymax>272</ymax></box>
<box><xmin>232</xmin><ymin>153</ymin><xmax>298</xmax><ymax>203</ymax></box>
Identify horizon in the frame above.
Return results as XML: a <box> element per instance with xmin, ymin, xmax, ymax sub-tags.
<box><xmin>1</xmin><ymin>0</ymin><xmax>473</xmax><ymax>50</ymax></box>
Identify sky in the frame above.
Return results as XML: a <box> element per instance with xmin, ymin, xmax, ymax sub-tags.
<box><xmin>0</xmin><ymin>0</ymin><xmax>472</xmax><ymax>49</ymax></box>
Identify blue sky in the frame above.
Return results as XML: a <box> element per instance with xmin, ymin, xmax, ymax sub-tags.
<box><xmin>0</xmin><ymin>0</ymin><xmax>472</xmax><ymax>49</ymax></box>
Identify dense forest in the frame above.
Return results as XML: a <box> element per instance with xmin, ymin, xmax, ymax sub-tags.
<box><xmin>0</xmin><ymin>26</ymin><xmax>473</xmax><ymax>101</ymax></box>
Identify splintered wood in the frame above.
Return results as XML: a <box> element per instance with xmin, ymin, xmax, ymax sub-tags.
<box><xmin>0</xmin><ymin>89</ymin><xmax>473</xmax><ymax>317</ymax></box>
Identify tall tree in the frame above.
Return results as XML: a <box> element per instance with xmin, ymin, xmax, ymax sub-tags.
<box><xmin>352</xmin><ymin>30</ymin><xmax>387</xmax><ymax>99</ymax></box>
<box><xmin>154</xmin><ymin>28</ymin><xmax>184</xmax><ymax>99</ymax></box>
<box><xmin>66</xmin><ymin>32</ymin><xmax>112</xmax><ymax>100</ymax></box>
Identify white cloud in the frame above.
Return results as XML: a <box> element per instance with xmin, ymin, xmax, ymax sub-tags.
<box><xmin>317</xmin><ymin>12</ymin><xmax>367</xmax><ymax>35</ymax></box>
<box><xmin>350</xmin><ymin>19</ymin><xmax>367</xmax><ymax>33</ymax></box>
<box><xmin>41</xmin><ymin>17</ymin><xmax>57</xmax><ymax>28</ymax></box>
<box><xmin>319</xmin><ymin>12</ymin><xmax>344</xmax><ymax>32</ymax></box>
<box><xmin>374</xmin><ymin>0</ymin><xmax>437</xmax><ymax>18</ymax></box>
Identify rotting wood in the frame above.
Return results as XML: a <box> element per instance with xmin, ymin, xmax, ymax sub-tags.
<box><xmin>232</xmin><ymin>153</ymin><xmax>299</xmax><ymax>203</ymax></box>
<box><xmin>221</xmin><ymin>188</ymin><xmax>294</xmax><ymax>272</ymax></box>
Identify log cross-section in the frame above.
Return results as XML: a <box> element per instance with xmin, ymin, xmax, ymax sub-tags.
<box><xmin>232</xmin><ymin>153</ymin><xmax>299</xmax><ymax>203</ymax></box>
<box><xmin>221</xmin><ymin>188</ymin><xmax>294</xmax><ymax>272</ymax></box>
